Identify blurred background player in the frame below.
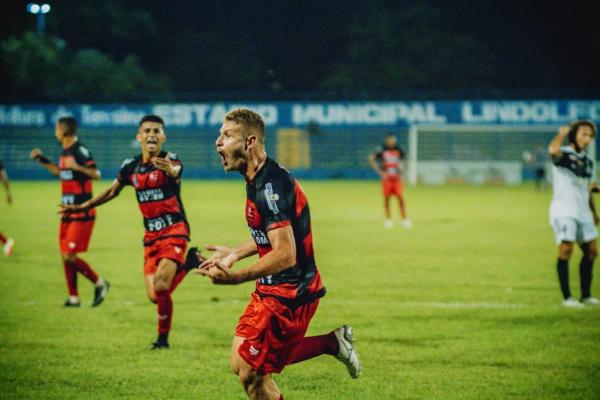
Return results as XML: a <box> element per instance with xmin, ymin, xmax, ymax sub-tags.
<box><xmin>0</xmin><ymin>160</ymin><xmax>15</xmax><ymax>256</ymax></box>
<box><xmin>548</xmin><ymin>121</ymin><xmax>600</xmax><ymax>307</ymax></box>
<box><xmin>369</xmin><ymin>132</ymin><xmax>411</xmax><ymax>228</ymax></box>
<box><xmin>198</xmin><ymin>109</ymin><xmax>361</xmax><ymax>400</ymax></box>
<box><xmin>29</xmin><ymin>117</ymin><xmax>109</xmax><ymax>307</ymax></box>
<box><xmin>62</xmin><ymin>115</ymin><xmax>200</xmax><ymax>349</ymax></box>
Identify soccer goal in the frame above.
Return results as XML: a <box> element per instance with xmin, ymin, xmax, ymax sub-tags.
<box><xmin>406</xmin><ymin>124</ymin><xmax>596</xmax><ymax>186</ymax></box>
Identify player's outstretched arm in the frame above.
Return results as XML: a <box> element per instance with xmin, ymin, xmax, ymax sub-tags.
<box><xmin>368</xmin><ymin>153</ymin><xmax>384</xmax><ymax>178</ymax></box>
<box><xmin>63</xmin><ymin>157</ymin><xmax>100</xmax><ymax>180</ymax></box>
<box><xmin>196</xmin><ymin>240</ymin><xmax>257</xmax><ymax>273</ymax></box>
<box><xmin>199</xmin><ymin>226</ymin><xmax>296</xmax><ymax>285</ymax></box>
<box><xmin>60</xmin><ymin>179</ymin><xmax>125</xmax><ymax>214</ymax></box>
<box><xmin>30</xmin><ymin>148</ymin><xmax>60</xmax><ymax>176</ymax></box>
<box><xmin>548</xmin><ymin>126</ymin><xmax>570</xmax><ymax>158</ymax></box>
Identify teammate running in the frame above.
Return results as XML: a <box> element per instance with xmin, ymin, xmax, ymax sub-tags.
<box><xmin>548</xmin><ymin>120</ymin><xmax>600</xmax><ymax>307</ymax></box>
<box><xmin>30</xmin><ymin>117</ymin><xmax>109</xmax><ymax>307</ymax></box>
<box><xmin>61</xmin><ymin>115</ymin><xmax>200</xmax><ymax>348</ymax></box>
<box><xmin>196</xmin><ymin>109</ymin><xmax>361</xmax><ymax>400</ymax></box>
<box><xmin>369</xmin><ymin>132</ymin><xmax>411</xmax><ymax>228</ymax></box>
<box><xmin>0</xmin><ymin>160</ymin><xmax>15</xmax><ymax>256</ymax></box>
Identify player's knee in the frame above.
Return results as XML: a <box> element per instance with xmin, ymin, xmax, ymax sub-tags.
<box><xmin>238</xmin><ymin>368</ymin><xmax>262</xmax><ymax>391</ymax></box>
<box><xmin>559</xmin><ymin>243</ymin><xmax>574</xmax><ymax>259</ymax></box>
<box><xmin>586</xmin><ymin>246</ymin><xmax>598</xmax><ymax>260</ymax></box>
<box><xmin>63</xmin><ymin>254</ymin><xmax>77</xmax><ymax>263</ymax></box>
<box><xmin>153</xmin><ymin>272</ymin><xmax>171</xmax><ymax>292</ymax></box>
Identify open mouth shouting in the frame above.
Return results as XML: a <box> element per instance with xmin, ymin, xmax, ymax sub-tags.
<box><xmin>217</xmin><ymin>149</ymin><xmax>228</xmax><ymax>168</ymax></box>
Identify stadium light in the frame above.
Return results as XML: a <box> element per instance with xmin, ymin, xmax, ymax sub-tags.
<box><xmin>26</xmin><ymin>3</ymin><xmax>51</xmax><ymax>34</ymax></box>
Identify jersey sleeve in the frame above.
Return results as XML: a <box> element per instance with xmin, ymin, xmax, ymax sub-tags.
<box><xmin>168</xmin><ymin>152</ymin><xmax>183</xmax><ymax>178</ymax></box>
<box><xmin>258</xmin><ymin>179</ymin><xmax>294</xmax><ymax>231</ymax></box>
<box><xmin>75</xmin><ymin>144</ymin><xmax>96</xmax><ymax>168</ymax></box>
<box><xmin>552</xmin><ymin>147</ymin><xmax>572</xmax><ymax>166</ymax></box>
<box><xmin>398</xmin><ymin>146</ymin><xmax>407</xmax><ymax>159</ymax></box>
<box><xmin>116</xmin><ymin>158</ymin><xmax>134</xmax><ymax>185</ymax></box>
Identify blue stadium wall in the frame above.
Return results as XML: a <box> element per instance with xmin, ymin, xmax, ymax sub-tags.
<box><xmin>1</xmin><ymin>100</ymin><xmax>599</xmax><ymax>180</ymax></box>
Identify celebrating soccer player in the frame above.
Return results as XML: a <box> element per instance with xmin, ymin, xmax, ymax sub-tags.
<box><xmin>0</xmin><ymin>160</ymin><xmax>15</xmax><ymax>256</ymax></box>
<box><xmin>369</xmin><ymin>132</ymin><xmax>411</xmax><ymax>228</ymax></box>
<box><xmin>196</xmin><ymin>109</ymin><xmax>361</xmax><ymax>400</ymax></box>
<box><xmin>30</xmin><ymin>117</ymin><xmax>109</xmax><ymax>307</ymax></box>
<box><xmin>548</xmin><ymin>121</ymin><xmax>600</xmax><ymax>307</ymax></box>
<box><xmin>61</xmin><ymin>115</ymin><xmax>200</xmax><ymax>349</ymax></box>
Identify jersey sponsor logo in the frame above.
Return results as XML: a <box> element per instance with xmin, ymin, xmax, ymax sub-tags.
<box><xmin>60</xmin><ymin>170</ymin><xmax>74</xmax><ymax>180</ymax></box>
<box><xmin>145</xmin><ymin>214</ymin><xmax>179</xmax><ymax>232</ymax></box>
<box><xmin>62</xmin><ymin>194</ymin><xmax>75</xmax><ymax>205</ymax></box>
<box><xmin>78</xmin><ymin>146</ymin><xmax>90</xmax><ymax>158</ymax></box>
<box><xmin>249</xmin><ymin>227</ymin><xmax>270</xmax><ymax>246</ymax></box>
<box><xmin>132</xmin><ymin>176</ymin><xmax>139</xmax><ymax>188</ymax></box>
<box><xmin>249</xmin><ymin>345</ymin><xmax>260</xmax><ymax>356</ymax></box>
<box><xmin>259</xmin><ymin>275</ymin><xmax>274</xmax><ymax>285</ymax></box>
<box><xmin>174</xmin><ymin>246</ymin><xmax>181</xmax><ymax>254</ymax></box>
<box><xmin>149</xmin><ymin>171</ymin><xmax>159</xmax><ymax>182</ymax></box>
<box><xmin>264</xmin><ymin>183</ymin><xmax>280</xmax><ymax>215</ymax></box>
<box><xmin>136</xmin><ymin>188</ymin><xmax>165</xmax><ymax>202</ymax></box>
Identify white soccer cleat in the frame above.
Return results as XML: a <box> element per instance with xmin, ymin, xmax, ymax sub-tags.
<box><xmin>402</xmin><ymin>219</ymin><xmax>413</xmax><ymax>229</ymax></box>
<box><xmin>384</xmin><ymin>219</ymin><xmax>393</xmax><ymax>228</ymax></box>
<box><xmin>3</xmin><ymin>238</ymin><xmax>14</xmax><ymax>256</ymax></box>
<box><xmin>581</xmin><ymin>296</ymin><xmax>600</xmax><ymax>306</ymax></box>
<box><xmin>562</xmin><ymin>297</ymin><xmax>584</xmax><ymax>308</ymax></box>
<box><xmin>333</xmin><ymin>325</ymin><xmax>361</xmax><ymax>379</ymax></box>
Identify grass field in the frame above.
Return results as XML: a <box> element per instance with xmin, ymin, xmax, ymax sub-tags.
<box><xmin>1</xmin><ymin>180</ymin><xmax>599</xmax><ymax>399</ymax></box>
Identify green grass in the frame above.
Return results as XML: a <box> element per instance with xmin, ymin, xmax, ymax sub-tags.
<box><xmin>1</xmin><ymin>180</ymin><xmax>599</xmax><ymax>399</ymax></box>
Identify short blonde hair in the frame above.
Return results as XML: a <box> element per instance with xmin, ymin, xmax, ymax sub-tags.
<box><xmin>224</xmin><ymin>108</ymin><xmax>265</xmax><ymax>142</ymax></box>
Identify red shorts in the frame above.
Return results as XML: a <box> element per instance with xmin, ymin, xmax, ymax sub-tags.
<box><xmin>59</xmin><ymin>220</ymin><xmax>95</xmax><ymax>253</ymax></box>
<box><xmin>382</xmin><ymin>177</ymin><xmax>403</xmax><ymax>197</ymax></box>
<box><xmin>143</xmin><ymin>237</ymin><xmax>188</xmax><ymax>275</ymax></box>
<box><xmin>235</xmin><ymin>292</ymin><xmax>319</xmax><ymax>375</ymax></box>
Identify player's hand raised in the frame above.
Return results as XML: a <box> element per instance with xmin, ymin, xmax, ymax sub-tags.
<box><xmin>152</xmin><ymin>153</ymin><xmax>180</xmax><ymax>177</ymax></box>
<box><xmin>558</xmin><ymin>126</ymin><xmax>570</xmax><ymax>136</ymax></box>
<box><xmin>30</xmin><ymin>148</ymin><xmax>43</xmax><ymax>159</ymax></box>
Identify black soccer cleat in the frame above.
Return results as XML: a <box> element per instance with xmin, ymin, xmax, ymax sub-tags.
<box><xmin>183</xmin><ymin>247</ymin><xmax>206</xmax><ymax>272</ymax></box>
<box><xmin>64</xmin><ymin>299</ymin><xmax>81</xmax><ymax>307</ymax></box>
<box><xmin>150</xmin><ymin>340</ymin><xmax>170</xmax><ymax>350</ymax></box>
<box><xmin>92</xmin><ymin>280</ymin><xmax>110</xmax><ymax>307</ymax></box>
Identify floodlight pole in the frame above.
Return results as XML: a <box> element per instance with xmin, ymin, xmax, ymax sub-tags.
<box><xmin>26</xmin><ymin>3</ymin><xmax>51</xmax><ymax>34</ymax></box>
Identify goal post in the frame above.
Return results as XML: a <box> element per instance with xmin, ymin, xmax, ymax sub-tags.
<box><xmin>407</xmin><ymin>124</ymin><xmax>596</xmax><ymax>186</ymax></box>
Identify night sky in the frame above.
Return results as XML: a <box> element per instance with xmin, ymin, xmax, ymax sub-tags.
<box><xmin>1</xmin><ymin>0</ymin><xmax>598</xmax><ymax>99</ymax></box>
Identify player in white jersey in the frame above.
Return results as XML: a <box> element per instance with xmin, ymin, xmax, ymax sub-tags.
<box><xmin>548</xmin><ymin>121</ymin><xmax>599</xmax><ymax>307</ymax></box>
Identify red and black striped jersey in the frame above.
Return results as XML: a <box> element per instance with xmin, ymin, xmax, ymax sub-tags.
<box><xmin>374</xmin><ymin>145</ymin><xmax>406</xmax><ymax>177</ymax></box>
<box><xmin>116</xmin><ymin>151</ymin><xmax>190</xmax><ymax>246</ymax></box>
<box><xmin>245</xmin><ymin>157</ymin><xmax>323</xmax><ymax>303</ymax></box>
<box><xmin>60</xmin><ymin>141</ymin><xmax>96</xmax><ymax>222</ymax></box>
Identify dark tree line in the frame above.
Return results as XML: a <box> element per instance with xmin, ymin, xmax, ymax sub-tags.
<box><xmin>1</xmin><ymin>0</ymin><xmax>597</xmax><ymax>101</ymax></box>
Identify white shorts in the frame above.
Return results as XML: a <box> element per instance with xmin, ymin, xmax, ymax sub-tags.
<box><xmin>551</xmin><ymin>217</ymin><xmax>599</xmax><ymax>245</ymax></box>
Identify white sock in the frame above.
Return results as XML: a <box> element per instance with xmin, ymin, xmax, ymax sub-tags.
<box><xmin>95</xmin><ymin>277</ymin><xmax>105</xmax><ymax>288</ymax></box>
<box><xmin>69</xmin><ymin>295</ymin><xmax>80</xmax><ymax>303</ymax></box>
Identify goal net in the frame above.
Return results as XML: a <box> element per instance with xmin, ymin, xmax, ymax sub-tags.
<box><xmin>407</xmin><ymin>124</ymin><xmax>596</xmax><ymax>185</ymax></box>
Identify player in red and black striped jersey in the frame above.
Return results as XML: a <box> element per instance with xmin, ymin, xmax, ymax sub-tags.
<box><xmin>369</xmin><ymin>132</ymin><xmax>411</xmax><ymax>228</ymax></box>
<box><xmin>62</xmin><ymin>115</ymin><xmax>199</xmax><ymax>349</ymax></box>
<box><xmin>0</xmin><ymin>160</ymin><xmax>15</xmax><ymax>256</ymax></box>
<box><xmin>196</xmin><ymin>109</ymin><xmax>361</xmax><ymax>399</ymax></box>
<box><xmin>30</xmin><ymin>117</ymin><xmax>109</xmax><ymax>307</ymax></box>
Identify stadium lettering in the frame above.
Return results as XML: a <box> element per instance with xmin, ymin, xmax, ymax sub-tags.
<box><xmin>460</xmin><ymin>101</ymin><xmax>600</xmax><ymax>124</ymax></box>
<box><xmin>0</xmin><ymin>106</ymin><xmax>46</xmax><ymax>126</ymax></box>
<box><xmin>291</xmin><ymin>102</ymin><xmax>445</xmax><ymax>126</ymax></box>
<box><xmin>80</xmin><ymin>105</ymin><xmax>146</xmax><ymax>126</ymax></box>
